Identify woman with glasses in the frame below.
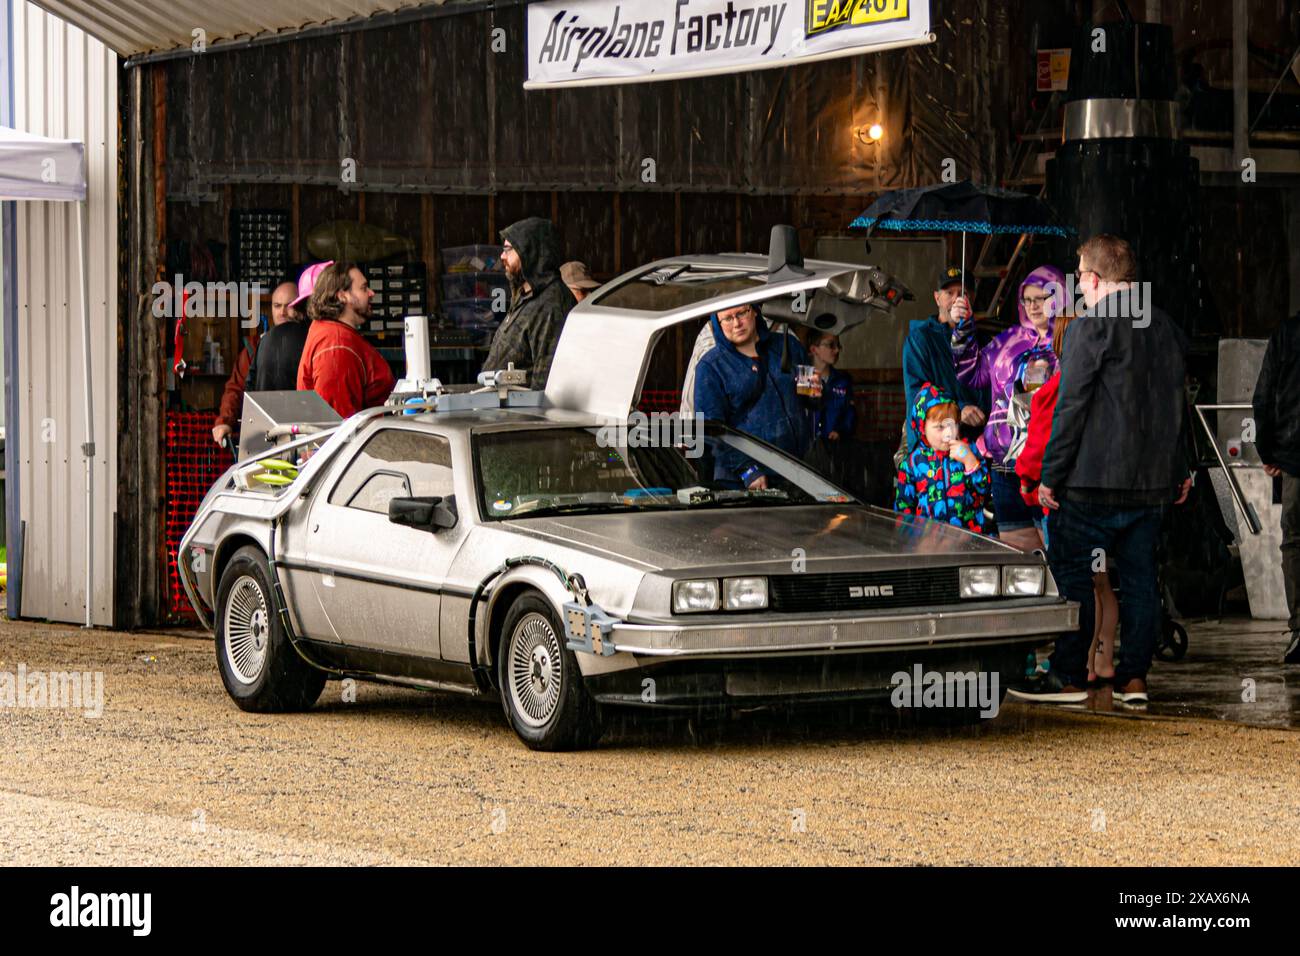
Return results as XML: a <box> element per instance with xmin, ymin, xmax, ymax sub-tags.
<box><xmin>950</xmin><ymin>264</ymin><xmax>1066</xmax><ymax>549</ymax></box>
<box><xmin>694</xmin><ymin>302</ymin><xmax>812</xmax><ymax>490</ymax></box>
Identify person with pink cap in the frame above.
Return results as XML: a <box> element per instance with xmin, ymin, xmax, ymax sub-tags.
<box><xmin>211</xmin><ymin>277</ymin><xmax>303</xmax><ymax>446</ymax></box>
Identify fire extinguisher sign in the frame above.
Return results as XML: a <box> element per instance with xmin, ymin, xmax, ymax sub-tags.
<box><xmin>1037</xmin><ymin>48</ymin><xmax>1071</xmax><ymax>91</ymax></box>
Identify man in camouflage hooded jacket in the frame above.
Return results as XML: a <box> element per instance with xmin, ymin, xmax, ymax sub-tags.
<box><xmin>482</xmin><ymin>217</ymin><xmax>576</xmax><ymax>388</ymax></box>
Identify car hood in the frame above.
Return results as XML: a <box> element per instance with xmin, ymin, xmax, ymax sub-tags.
<box><xmin>501</xmin><ymin>505</ymin><xmax>1020</xmax><ymax>573</ymax></box>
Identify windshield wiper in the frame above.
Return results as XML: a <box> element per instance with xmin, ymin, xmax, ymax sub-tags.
<box><xmin>696</xmin><ymin>493</ymin><xmax>795</xmax><ymax>508</ymax></box>
<box><xmin>516</xmin><ymin>501</ymin><xmax>670</xmax><ymax>518</ymax></box>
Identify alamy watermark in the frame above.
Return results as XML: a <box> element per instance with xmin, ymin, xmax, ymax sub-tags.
<box><xmin>151</xmin><ymin>274</ymin><xmax>265</xmax><ymax>327</ymax></box>
<box><xmin>890</xmin><ymin>664</ymin><xmax>1000</xmax><ymax>718</ymax></box>
<box><xmin>1043</xmin><ymin>274</ymin><xmax>1153</xmax><ymax>328</ymax></box>
<box><xmin>0</xmin><ymin>663</ymin><xmax>104</xmax><ymax>718</ymax></box>
<box><xmin>595</xmin><ymin>411</ymin><xmax>704</xmax><ymax>458</ymax></box>
<box><xmin>50</xmin><ymin>886</ymin><xmax>150</xmax><ymax>936</ymax></box>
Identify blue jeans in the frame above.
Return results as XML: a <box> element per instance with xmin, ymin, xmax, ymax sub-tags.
<box><xmin>1046</xmin><ymin>499</ymin><xmax>1165</xmax><ymax>686</ymax></box>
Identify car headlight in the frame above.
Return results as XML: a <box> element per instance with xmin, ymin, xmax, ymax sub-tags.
<box><xmin>723</xmin><ymin>576</ymin><xmax>768</xmax><ymax>610</ymax></box>
<box><xmin>1002</xmin><ymin>565</ymin><xmax>1046</xmax><ymax>596</ymax></box>
<box><xmin>673</xmin><ymin>579</ymin><xmax>720</xmax><ymax>613</ymax></box>
<box><xmin>959</xmin><ymin>566</ymin><xmax>1000</xmax><ymax>598</ymax></box>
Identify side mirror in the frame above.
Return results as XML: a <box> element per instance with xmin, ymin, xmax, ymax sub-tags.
<box><xmin>388</xmin><ymin>495</ymin><xmax>458</xmax><ymax>532</ymax></box>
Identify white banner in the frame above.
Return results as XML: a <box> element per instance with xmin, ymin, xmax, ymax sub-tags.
<box><xmin>525</xmin><ymin>0</ymin><xmax>933</xmax><ymax>89</ymax></box>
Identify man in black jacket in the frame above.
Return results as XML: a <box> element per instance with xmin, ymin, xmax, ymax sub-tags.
<box><xmin>1251</xmin><ymin>310</ymin><xmax>1300</xmax><ymax>663</ymax></box>
<box><xmin>1013</xmin><ymin>235</ymin><xmax>1191</xmax><ymax>704</ymax></box>
<box><xmin>245</xmin><ymin>279</ymin><xmax>311</xmax><ymax>393</ymax></box>
<box><xmin>482</xmin><ymin>217</ymin><xmax>576</xmax><ymax>389</ymax></box>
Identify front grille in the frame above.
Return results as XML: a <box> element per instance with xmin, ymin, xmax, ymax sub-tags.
<box><xmin>768</xmin><ymin>567</ymin><xmax>963</xmax><ymax>613</ymax></box>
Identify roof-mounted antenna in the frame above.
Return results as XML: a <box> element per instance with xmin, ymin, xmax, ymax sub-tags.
<box><xmin>766</xmin><ymin>224</ymin><xmax>812</xmax><ymax>283</ymax></box>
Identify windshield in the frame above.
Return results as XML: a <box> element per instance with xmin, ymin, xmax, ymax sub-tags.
<box><xmin>474</xmin><ymin>423</ymin><xmax>853</xmax><ymax>520</ymax></box>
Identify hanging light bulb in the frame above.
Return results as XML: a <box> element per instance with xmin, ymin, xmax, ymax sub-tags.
<box><xmin>854</xmin><ymin>123</ymin><xmax>886</xmax><ymax>145</ymax></box>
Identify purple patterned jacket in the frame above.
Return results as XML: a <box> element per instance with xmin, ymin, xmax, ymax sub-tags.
<box><xmin>951</xmin><ymin>264</ymin><xmax>1065</xmax><ymax>466</ymax></box>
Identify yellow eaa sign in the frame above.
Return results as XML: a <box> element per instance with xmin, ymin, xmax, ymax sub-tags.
<box><xmin>806</xmin><ymin>0</ymin><xmax>910</xmax><ymax>37</ymax></box>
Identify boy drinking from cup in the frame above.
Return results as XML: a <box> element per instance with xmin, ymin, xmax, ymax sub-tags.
<box><xmin>894</xmin><ymin>383</ymin><xmax>992</xmax><ymax>533</ymax></box>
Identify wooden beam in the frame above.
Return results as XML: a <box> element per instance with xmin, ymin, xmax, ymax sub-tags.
<box><xmin>117</xmin><ymin>63</ymin><xmax>169</xmax><ymax>626</ymax></box>
<box><xmin>674</xmin><ymin>193</ymin><xmax>682</xmax><ymax>256</ymax></box>
<box><xmin>612</xmin><ymin>192</ymin><xmax>622</xmax><ymax>274</ymax></box>
<box><xmin>290</xmin><ymin>41</ymin><xmax>300</xmax><ymax>166</ymax></box>
<box><xmin>422</xmin><ymin>194</ymin><xmax>436</xmax><ymax>306</ymax></box>
<box><xmin>151</xmin><ymin>63</ymin><xmax>169</xmax><ymax>620</ymax></box>
<box><xmin>152</xmin><ymin>65</ymin><xmax>167</xmax><ymax>280</ymax></box>
<box><xmin>291</xmin><ymin>183</ymin><xmax>301</xmax><ymax>262</ymax></box>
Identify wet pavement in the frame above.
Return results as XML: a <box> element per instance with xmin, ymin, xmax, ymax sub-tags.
<box><xmin>1079</xmin><ymin>617</ymin><xmax>1299</xmax><ymax>729</ymax></box>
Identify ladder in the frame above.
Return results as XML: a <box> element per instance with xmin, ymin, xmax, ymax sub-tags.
<box><xmin>972</xmin><ymin>96</ymin><xmax>1063</xmax><ymax>327</ymax></box>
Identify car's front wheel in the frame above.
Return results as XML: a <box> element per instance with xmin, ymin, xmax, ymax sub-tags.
<box><xmin>215</xmin><ymin>545</ymin><xmax>326</xmax><ymax>712</ymax></box>
<box><xmin>498</xmin><ymin>592</ymin><xmax>603</xmax><ymax>751</ymax></box>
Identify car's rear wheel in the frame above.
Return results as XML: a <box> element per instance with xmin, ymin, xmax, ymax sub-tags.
<box><xmin>498</xmin><ymin>592</ymin><xmax>603</xmax><ymax>751</ymax></box>
<box><xmin>215</xmin><ymin>545</ymin><xmax>326</xmax><ymax>712</ymax></box>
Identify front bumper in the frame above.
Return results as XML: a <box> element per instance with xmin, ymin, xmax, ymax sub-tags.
<box><xmin>602</xmin><ymin>600</ymin><xmax>1077</xmax><ymax>657</ymax></box>
<box><xmin>584</xmin><ymin>642</ymin><xmax>1036</xmax><ymax>710</ymax></box>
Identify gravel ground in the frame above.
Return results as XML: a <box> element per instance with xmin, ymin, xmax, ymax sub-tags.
<box><xmin>1</xmin><ymin>620</ymin><xmax>1297</xmax><ymax>866</ymax></box>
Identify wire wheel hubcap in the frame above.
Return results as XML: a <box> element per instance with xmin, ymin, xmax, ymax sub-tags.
<box><xmin>224</xmin><ymin>575</ymin><xmax>270</xmax><ymax>685</ymax></box>
<box><xmin>508</xmin><ymin>612</ymin><xmax>563</xmax><ymax>728</ymax></box>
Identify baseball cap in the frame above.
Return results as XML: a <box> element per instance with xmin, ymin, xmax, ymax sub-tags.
<box><xmin>936</xmin><ymin>267</ymin><xmax>967</xmax><ymax>292</ymax></box>
<box><xmin>290</xmin><ymin>260</ymin><xmax>334</xmax><ymax>308</ymax></box>
<box><xmin>561</xmin><ymin>261</ymin><xmax>600</xmax><ymax>290</ymax></box>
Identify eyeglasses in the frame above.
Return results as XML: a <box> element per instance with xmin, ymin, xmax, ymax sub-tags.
<box><xmin>717</xmin><ymin>307</ymin><xmax>755</xmax><ymax>325</ymax></box>
<box><xmin>1022</xmin><ymin>294</ymin><xmax>1052</xmax><ymax>307</ymax></box>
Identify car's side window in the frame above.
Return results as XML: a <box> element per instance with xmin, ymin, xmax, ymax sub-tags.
<box><xmin>329</xmin><ymin>429</ymin><xmax>455</xmax><ymax>515</ymax></box>
<box><xmin>346</xmin><ymin>470</ymin><xmax>412</xmax><ymax>514</ymax></box>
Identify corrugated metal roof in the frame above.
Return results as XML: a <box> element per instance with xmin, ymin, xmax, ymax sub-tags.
<box><xmin>30</xmin><ymin>0</ymin><xmax>453</xmax><ymax>58</ymax></box>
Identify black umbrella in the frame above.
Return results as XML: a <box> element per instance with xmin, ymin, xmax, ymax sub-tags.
<box><xmin>849</xmin><ymin>180</ymin><xmax>1072</xmax><ymax>294</ymax></box>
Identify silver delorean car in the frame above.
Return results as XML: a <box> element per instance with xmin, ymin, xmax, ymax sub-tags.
<box><xmin>179</xmin><ymin>228</ymin><xmax>1077</xmax><ymax>750</ymax></box>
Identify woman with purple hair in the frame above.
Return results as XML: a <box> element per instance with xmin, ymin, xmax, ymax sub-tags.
<box><xmin>951</xmin><ymin>264</ymin><xmax>1066</xmax><ymax>549</ymax></box>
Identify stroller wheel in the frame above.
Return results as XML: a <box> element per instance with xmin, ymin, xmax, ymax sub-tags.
<box><xmin>1157</xmin><ymin>620</ymin><xmax>1189</xmax><ymax>662</ymax></box>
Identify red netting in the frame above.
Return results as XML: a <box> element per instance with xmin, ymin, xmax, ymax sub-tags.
<box><xmin>165</xmin><ymin>412</ymin><xmax>231</xmax><ymax>621</ymax></box>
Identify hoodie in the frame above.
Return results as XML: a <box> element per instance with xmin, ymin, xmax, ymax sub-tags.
<box><xmin>694</xmin><ymin>313</ymin><xmax>811</xmax><ymax>485</ymax></box>
<box><xmin>482</xmin><ymin>217</ymin><xmax>577</xmax><ymax>388</ymax></box>
<box><xmin>894</xmin><ymin>383</ymin><xmax>991</xmax><ymax>533</ymax></box>
<box><xmin>951</xmin><ymin>264</ymin><xmax>1064</xmax><ymax>465</ymax></box>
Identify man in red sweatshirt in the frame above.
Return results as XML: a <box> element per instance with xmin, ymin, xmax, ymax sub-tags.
<box><xmin>298</xmin><ymin>261</ymin><xmax>395</xmax><ymax>418</ymax></box>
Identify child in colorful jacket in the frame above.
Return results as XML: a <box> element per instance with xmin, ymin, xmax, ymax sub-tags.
<box><xmin>895</xmin><ymin>383</ymin><xmax>992</xmax><ymax>533</ymax></box>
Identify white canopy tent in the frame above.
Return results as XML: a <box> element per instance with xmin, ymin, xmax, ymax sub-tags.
<box><xmin>0</xmin><ymin>125</ymin><xmax>95</xmax><ymax>627</ymax></box>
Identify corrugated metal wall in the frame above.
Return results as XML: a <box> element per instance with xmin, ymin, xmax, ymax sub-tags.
<box><xmin>12</xmin><ymin>0</ymin><xmax>116</xmax><ymax>624</ymax></box>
